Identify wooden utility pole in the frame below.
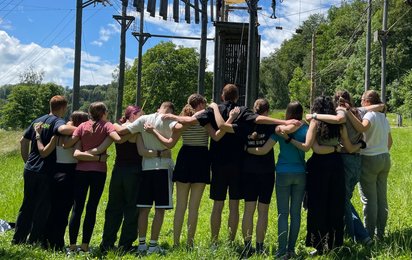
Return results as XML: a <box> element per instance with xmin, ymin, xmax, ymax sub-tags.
<box><xmin>135</xmin><ymin>1</ymin><xmax>145</xmax><ymax>106</ymax></box>
<box><xmin>72</xmin><ymin>0</ymin><xmax>108</xmax><ymax>112</ymax></box>
<box><xmin>310</xmin><ymin>32</ymin><xmax>316</xmax><ymax>108</ymax></box>
<box><xmin>365</xmin><ymin>0</ymin><xmax>372</xmax><ymax>91</ymax></box>
<box><xmin>113</xmin><ymin>0</ymin><xmax>134</xmax><ymax>120</ymax></box>
<box><xmin>381</xmin><ymin>0</ymin><xmax>388</xmax><ymax>103</ymax></box>
<box><xmin>197</xmin><ymin>0</ymin><xmax>208</xmax><ymax>95</ymax></box>
<box><xmin>245</xmin><ymin>0</ymin><xmax>258</xmax><ymax>108</ymax></box>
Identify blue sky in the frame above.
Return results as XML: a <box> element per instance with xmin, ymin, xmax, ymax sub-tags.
<box><xmin>0</xmin><ymin>0</ymin><xmax>343</xmax><ymax>87</ymax></box>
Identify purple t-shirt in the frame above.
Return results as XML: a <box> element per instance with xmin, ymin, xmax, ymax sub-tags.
<box><xmin>73</xmin><ymin>120</ymin><xmax>116</xmax><ymax>172</ymax></box>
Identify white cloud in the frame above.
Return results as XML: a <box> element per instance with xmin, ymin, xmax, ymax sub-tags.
<box><xmin>0</xmin><ymin>30</ymin><xmax>117</xmax><ymax>87</ymax></box>
<box><xmin>91</xmin><ymin>22</ymin><xmax>121</xmax><ymax>46</ymax></box>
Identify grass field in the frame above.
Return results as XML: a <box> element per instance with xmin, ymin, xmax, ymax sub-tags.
<box><xmin>0</xmin><ymin>115</ymin><xmax>411</xmax><ymax>259</ymax></box>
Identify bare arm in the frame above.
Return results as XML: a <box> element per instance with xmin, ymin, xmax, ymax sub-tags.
<box><xmin>247</xmin><ymin>138</ymin><xmax>277</xmax><ymax>155</ymax></box>
<box><xmin>277</xmin><ymin>122</ymin><xmax>304</xmax><ymax>134</ymax></box>
<box><xmin>109</xmin><ymin>131</ymin><xmax>122</xmax><ymax>143</ymax></box>
<box><xmin>364</xmin><ymin>103</ymin><xmax>385</xmax><ymax>112</ymax></box>
<box><xmin>73</xmin><ymin>141</ymin><xmax>108</xmax><ymax>162</ymax></box>
<box><xmin>276</xmin><ymin>120</ymin><xmax>316</xmax><ymax>152</ymax></box>
<box><xmin>305</xmin><ymin>112</ymin><xmax>346</xmax><ymax>124</ymax></box>
<box><xmin>346</xmin><ymin>111</ymin><xmax>370</xmax><ymax>133</ymax></box>
<box><xmin>255</xmin><ymin>115</ymin><xmax>301</xmax><ymax>127</ymax></box>
<box><xmin>136</xmin><ymin>133</ymin><xmax>171</xmax><ymax>158</ymax></box>
<box><xmin>57</xmin><ymin>124</ymin><xmax>76</xmax><ymax>136</ymax></box>
<box><xmin>339</xmin><ymin>125</ymin><xmax>361</xmax><ymax>153</ymax></box>
<box><xmin>62</xmin><ymin>135</ymin><xmax>80</xmax><ymax>148</ymax></box>
<box><xmin>87</xmin><ymin>136</ymin><xmax>114</xmax><ymax>155</ymax></box>
<box><xmin>144</xmin><ymin>122</ymin><xmax>184</xmax><ymax>149</ymax></box>
<box><xmin>20</xmin><ymin>137</ymin><xmax>30</xmax><ymax>163</ymax></box>
<box><xmin>162</xmin><ymin>114</ymin><xmax>199</xmax><ymax>125</ymax></box>
<box><xmin>36</xmin><ymin>136</ymin><xmax>57</xmax><ymax>158</ymax></box>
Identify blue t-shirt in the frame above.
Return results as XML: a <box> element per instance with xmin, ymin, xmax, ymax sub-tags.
<box><xmin>271</xmin><ymin>124</ymin><xmax>308</xmax><ymax>174</ymax></box>
<box><xmin>23</xmin><ymin>114</ymin><xmax>66</xmax><ymax>174</ymax></box>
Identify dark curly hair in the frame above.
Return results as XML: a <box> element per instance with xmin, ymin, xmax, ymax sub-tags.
<box><xmin>311</xmin><ymin>96</ymin><xmax>340</xmax><ymax>140</ymax></box>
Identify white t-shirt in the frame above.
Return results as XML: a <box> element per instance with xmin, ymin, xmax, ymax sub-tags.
<box><xmin>361</xmin><ymin>111</ymin><xmax>391</xmax><ymax>156</ymax></box>
<box><xmin>127</xmin><ymin>113</ymin><xmax>177</xmax><ymax>170</ymax></box>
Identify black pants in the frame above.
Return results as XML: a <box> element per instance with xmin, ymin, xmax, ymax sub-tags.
<box><xmin>12</xmin><ymin>169</ymin><xmax>51</xmax><ymax>245</ymax></box>
<box><xmin>305</xmin><ymin>153</ymin><xmax>345</xmax><ymax>253</ymax></box>
<box><xmin>101</xmin><ymin>165</ymin><xmax>140</xmax><ymax>249</ymax></box>
<box><xmin>45</xmin><ymin>164</ymin><xmax>76</xmax><ymax>250</ymax></box>
<box><xmin>69</xmin><ymin>171</ymin><xmax>106</xmax><ymax>245</ymax></box>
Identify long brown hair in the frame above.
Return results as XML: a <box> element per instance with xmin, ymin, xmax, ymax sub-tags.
<box><xmin>180</xmin><ymin>94</ymin><xmax>206</xmax><ymax>116</ymax></box>
<box><xmin>70</xmin><ymin>111</ymin><xmax>89</xmax><ymax>127</ymax></box>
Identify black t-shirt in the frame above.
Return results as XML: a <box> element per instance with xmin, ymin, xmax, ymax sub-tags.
<box><xmin>23</xmin><ymin>114</ymin><xmax>66</xmax><ymax>174</ymax></box>
<box><xmin>242</xmin><ymin>124</ymin><xmax>276</xmax><ymax>174</ymax></box>
<box><xmin>196</xmin><ymin>101</ymin><xmax>258</xmax><ymax>164</ymax></box>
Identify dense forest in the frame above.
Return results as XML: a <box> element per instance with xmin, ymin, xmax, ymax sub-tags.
<box><xmin>1</xmin><ymin>0</ymin><xmax>411</xmax><ymax>129</ymax></box>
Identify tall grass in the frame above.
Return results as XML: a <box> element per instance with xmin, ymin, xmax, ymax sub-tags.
<box><xmin>0</xmin><ymin>121</ymin><xmax>411</xmax><ymax>259</ymax></box>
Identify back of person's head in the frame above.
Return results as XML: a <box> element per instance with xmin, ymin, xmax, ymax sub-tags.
<box><xmin>181</xmin><ymin>94</ymin><xmax>207</xmax><ymax>116</ymax></box>
<box><xmin>70</xmin><ymin>111</ymin><xmax>89</xmax><ymax>127</ymax></box>
<box><xmin>363</xmin><ymin>90</ymin><xmax>382</xmax><ymax>105</ymax></box>
<box><xmin>312</xmin><ymin>95</ymin><xmax>340</xmax><ymax>139</ymax></box>
<box><xmin>119</xmin><ymin>105</ymin><xmax>141</xmax><ymax>124</ymax></box>
<box><xmin>50</xmin><ymin>95</ymin><xmax>68</xmax><ymax>112</ymax></box>
<box><xmin>285</xmin><ymin>101</ymin><xmax>303</xmax><ymax>120</ymax></box>
<box><xmin>334</xmin><ymin>90</ymin><xmax>353</xmax><ymax>107</ymax></box>
<box><xmin>160</xmin><ymin>101</ymin><xmax>175</xmax><ymax>114</ymax></box>
<box><xmin>253</xmin><ymin>98</ymin><xmax>270</xmax><ymax>115</ymax></box>
<box><xmin>311</xmin><ymin>95</ymin><xmax>336</xmax><ymax>115</ymax></box>
<box><xmin>89</xmin><ymin>102</ymin><xmax>107</xmax><ymax>121</ymax></box>
<box><xmin>221</xmin><ymin>84</ymin><xmax>239</xmax><ymax>103</ymax></box>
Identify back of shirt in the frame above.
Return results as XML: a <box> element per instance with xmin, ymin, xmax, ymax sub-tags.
<box><xmin>196</xmin><ymin>101</ymin><xmax>257</xmax><ymax>165</ymax></box>
<box><xmin>24</xmin><ymin>114</ymin><xmax>65</xmax><ymax>174</ymax></box>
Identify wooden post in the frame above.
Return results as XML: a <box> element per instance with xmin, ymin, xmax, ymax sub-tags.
<box><xmin>198</xmin><ymin>0</ymin><xmax>208</xmax><ymax>95</ymax></box>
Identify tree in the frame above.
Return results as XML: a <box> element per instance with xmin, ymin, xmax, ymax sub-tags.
<box><xmin>18</xmin><ymin>66</ymin><xmax>45</xmax><ymax>85</ymax></box>
<box><xmin>0</xmin><ymin>83</ymin><xmax>64</xmax><ymax>129</ymax></box>
<box><xmin>288</xmin><ymin>67</ymin><xmax>311</xmax><ymax>108</ymax></box>
<box><xmin>123</xmin><ymin>42</ymin><xmax>211</xmax><ymax>113</ymax></box>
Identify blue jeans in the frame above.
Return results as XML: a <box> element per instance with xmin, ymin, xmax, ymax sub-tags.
<box><xmin>342</xmin><ymin>154</ymin><xmax>370</xmax><ymax>242</ymax></box>
<box><xmin>275</xmin><ymin>173</ymin><xmax>306</xmax><ymax>255</ymax></box>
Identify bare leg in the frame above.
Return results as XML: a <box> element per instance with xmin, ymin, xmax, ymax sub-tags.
<box><xmin>211</xmin><ymin>200</ymin><xmax>224</xmax><ymax>243</ymax></box>
<box><xmin>242</xmin><ymin>201</ymin><xmax>257</xmax><ymax>243</ymax></box>
<box><xmin>228</xmin><ymin>199</ymin><xmax>240</xmax><ymax>241</ymax></box>
<box><xmin>187</xmin><ymin>183</ymin><xmax>206</xmax><ymax>247</ymax></box>
<box><xmin>138</xmin><ymin>208</ymin><xmax>150</xmax><ymax>240</ymax></box>
<box><xmin>256</xmin><ymin>202</ymin><xmax>269</xmax><ymax>243</ymax></box>
<box><xmin>150</xmin><ymin>208</ymin><xmax>165</xmax><ymax>241</ymax></box>
<box><xmin>173</xmin><ymin>182</ymin><xmax>190</xmax><ymax>246</ymax></box>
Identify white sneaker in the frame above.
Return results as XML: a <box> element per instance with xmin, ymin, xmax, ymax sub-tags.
<box><xmin>137</xmin><ymin>244</ymin><xmax>148</xmax><ymax>254</ymax></box>
<box><xmin>147</xmin><ymin>245</ymin><xmax>165</xmax><ymax>255</ymax></box>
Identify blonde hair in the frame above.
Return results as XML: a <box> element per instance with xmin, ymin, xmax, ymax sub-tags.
<box><xmin>180</xmin><ymin>94</ymin><xmax>207</xmax><ymax>116</ymax></box>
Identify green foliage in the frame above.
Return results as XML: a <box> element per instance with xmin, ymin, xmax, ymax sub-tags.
<box><xmin>0</xmin><ymin>84</ymin><xmax>63</xmax><ymax>129</ymax></box>
<box><xmin>123</xmin><ymin>42</ymin><xmax>211</xmax><ymax>113</ymax></box>
<box><xmin>288</xmin><ymin>67</ymin><xmax>311</xmax><ymax>108</ymax></box>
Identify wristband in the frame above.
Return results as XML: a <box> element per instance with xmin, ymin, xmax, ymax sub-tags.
<box><xmin>285</xmin><ymin>136</ymin><xmax>292</xmax><ymax>144</ymax></box>
<box><xmin>312</xmin><ymin>113</ymin><xmax>317</xmax><ymax>119</ymax></box>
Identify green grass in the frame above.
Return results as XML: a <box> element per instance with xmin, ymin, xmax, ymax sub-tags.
<box><xmin>1</xmin><ymin>120</ymin><xmax>411</xmax><ymax>259</ymax></box>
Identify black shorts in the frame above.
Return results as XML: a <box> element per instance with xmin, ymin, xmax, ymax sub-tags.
<box><xmin>241</xmin><ymin>171</ymin><xmax>275</xmax><ymax>204</ymax></box>
<box><xmin>173</xmin><ymin>145</ymin><xmax>211</xmax><ymax>184</ymax></box>
<box><xmin>210</xmin><ymin>163</ymin><xmax>242</xmax><ymax>201</ymax></box>
<box><xmin>137</xmin><ymin>169</ymin><xmax>173</xmax><ymax>209</ymax></box>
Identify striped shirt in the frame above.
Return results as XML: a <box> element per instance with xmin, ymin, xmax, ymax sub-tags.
<box><xmin>182</xmin><ymin>125</ymin><xmax>209</xmax><ymax>147</ymax></box>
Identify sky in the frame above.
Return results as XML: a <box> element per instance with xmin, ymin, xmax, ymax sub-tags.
<box><xmin>0</xmin><ymin>0</ymin><xmax>346</xmax><ymax>87</ymax></box>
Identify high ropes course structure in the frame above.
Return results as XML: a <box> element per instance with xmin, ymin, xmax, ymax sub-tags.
<box><xmin>71</xmin><ymin>0</ymin><xmax>279</xmax><ymax>117</ymax></box>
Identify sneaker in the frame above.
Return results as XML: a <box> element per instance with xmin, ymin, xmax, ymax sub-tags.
<box><xmin>66</xmin><ymin>247</ymin><xmax>77</xmax><ymax>257</ymax></box>
<box><xmin>137</xmin><ymin>244</ymin><xmax>148</xmax><ymax>254</ymax></box>
<box><xmin>240</xmin><ymin>245</ymin><xmax>255</xmax><ymax>259</ymax></box>
<box><xmin>362</xmin><ymin>237</ymin><xmax>373</xmax><ymax>246</ymax></box>
<box><xmin>147</xmin><ymin>245</ymin><xmax>165</xmax><ymax>255</ymax></box>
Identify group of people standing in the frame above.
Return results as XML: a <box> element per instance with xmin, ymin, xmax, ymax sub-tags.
<box><xmin>11</xmin><ymin>84</ymin><xmax>391</xmax><ymax>259</ymax></box>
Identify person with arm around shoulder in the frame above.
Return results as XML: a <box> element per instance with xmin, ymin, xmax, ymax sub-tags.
<box><xmin>68</xmin><ymin>102</ymin><xmax>121</xmax><ymax>253</ymax></box>
<box><xmin>357</xmin><ymin>90</ymin><xmax>392</xmax><ymax>240</ymax></box>
<box><xmin>12</xmin><ymin>95</ymin><xmax>74</xmax><ymax>246</ymax></box>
